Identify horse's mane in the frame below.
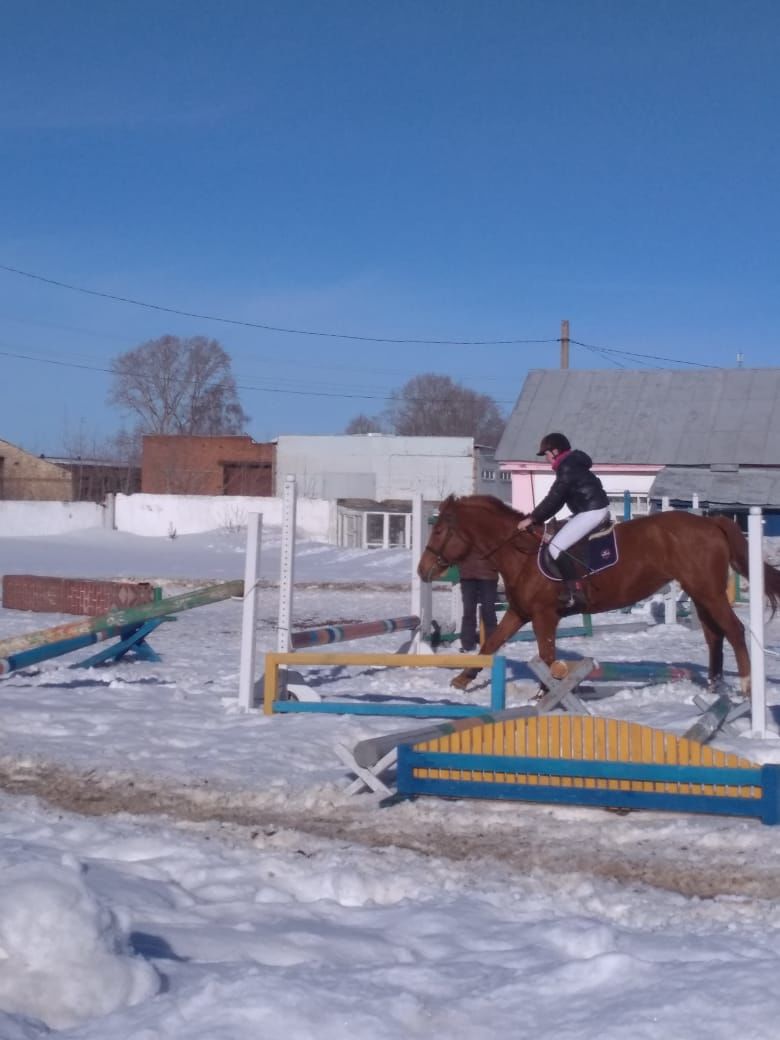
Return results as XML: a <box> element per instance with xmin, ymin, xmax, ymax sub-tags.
<box><xmin>449</xmin><ymin>494</ymin><xmax>526</xmax><ymax>522</ymax></box>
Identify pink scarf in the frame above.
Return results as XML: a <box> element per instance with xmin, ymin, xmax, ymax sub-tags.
<box><xmin>551</xmin><ymin>449</ymin><xmax>571</xmax><ymax>471</ymax></box>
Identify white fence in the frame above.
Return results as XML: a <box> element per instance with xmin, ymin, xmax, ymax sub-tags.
<box><xmin>0</xmin><ymin>500</ymin><xmax>107</xmax><ymax>536</ymax></box>
<box><xmin>0</xmin><ymin>493</ymin><xmax>336</xmax><ymax>542</ymax></box>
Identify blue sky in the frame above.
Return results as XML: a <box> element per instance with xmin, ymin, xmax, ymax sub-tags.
<box><xmin>2</xmin><ymin>1</ymin><xmax>778</xmax><ymax>455</ymax></box>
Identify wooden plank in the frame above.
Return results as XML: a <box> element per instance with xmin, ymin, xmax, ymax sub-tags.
<box><xmin>682</xmin><ymin>694</ymin><xmax>733</xmax><ymax>744</ymax></box>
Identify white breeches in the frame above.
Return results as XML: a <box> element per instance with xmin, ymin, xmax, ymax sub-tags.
<box><xmin>548</xmin><ymin>507</ymin><xmax>611</xmax><ymax>559</ymax></box>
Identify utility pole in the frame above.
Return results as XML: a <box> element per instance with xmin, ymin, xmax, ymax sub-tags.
<box><xmin>560</xmin><ymin>319</ymin><xmax>569</xmax><ymax>369</ymax></box>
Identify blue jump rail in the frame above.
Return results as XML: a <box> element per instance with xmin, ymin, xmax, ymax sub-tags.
<box><xmin>395</xmin><ymin>748</ymin><xmax>780</xmax><ymax>825</ymax></box>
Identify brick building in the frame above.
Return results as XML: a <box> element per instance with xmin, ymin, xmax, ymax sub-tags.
<box><xmin>0</xmin><ymin>439</ymin><xmax>73</xmax><ymax>500</ymax></box>
<box><xmin>142</xmin><ymin>435</ymin><xmax>276</xmax><ymax>495</ymax></box>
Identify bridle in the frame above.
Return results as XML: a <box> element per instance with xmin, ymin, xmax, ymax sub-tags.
<box><xmin>426</xmin><ymin>517</ymin><xmax>471</xmax><ymax>572</ymax></box>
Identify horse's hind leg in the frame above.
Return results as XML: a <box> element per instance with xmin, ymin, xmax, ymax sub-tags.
<box><xmin>691</xmin><ymin>601</ymin><xmax>725</xmax><ymax>690</ymax></box>
<box><xmin>692</xmin><ymin>594</ymin><xmax>750</xmax><ymax>696</ymax></box>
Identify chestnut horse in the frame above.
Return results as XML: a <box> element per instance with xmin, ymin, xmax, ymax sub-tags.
<box><xmin>418</xmin><ymin>495</ymin><xmax>780</xmax><ymax>695</ymax></box>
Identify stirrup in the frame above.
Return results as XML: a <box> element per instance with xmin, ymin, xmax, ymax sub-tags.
<box><xmin>558</xmin><ymin>588</ymin><xmax>576</xmax><ymax>609</ymax></box>
<box><xmin>558</xmin><ymin>581</ymin><xmax>584</xmax><ymax>611</ymax></box>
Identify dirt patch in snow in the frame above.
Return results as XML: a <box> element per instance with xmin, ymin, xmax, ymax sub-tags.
<box><xmin>1</xmin><ymin>758</ymin><xmax>777</xmax><ymax>902</ymax></box>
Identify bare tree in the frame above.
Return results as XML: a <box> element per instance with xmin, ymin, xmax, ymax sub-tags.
<box><xmin>108</xmin><ymin>335</ymin><xmax>249</xmax><ymax>436</ymax></box>
<box><xmin>105</xmin><ymin>426</ymin><xmax>144</xmax><ymax>466</ymax></box>
<box><xmin>60</xmin><ymin>418</ymin><xmax>109</xmax><ymax>460</ymax></box>
<box><xmin>383</xmin><ymin>374</ymin><xmax>505</xmax><ymax>445</ymax></box>
<box><xmin>344</xmin><ymin>413</ymin><xmax>385</xmax><ymax>434</ymax></box>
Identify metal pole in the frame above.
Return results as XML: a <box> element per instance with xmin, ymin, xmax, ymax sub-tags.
<box><xmin>661</xmin><ymin>496</ymin><xmax>677</xmax><ymax>625</ymax></box>
<box><xmin>748</xmin><ymin>507</ymin><xmax>767</xmax><ymax>735</ymax></box>
<box><xmin>277</xmin><ymin>476</ymin><xmax>297</xmax><ymax>653</ymax></box>
<box><xmin>238</xmin><ymin>511</ymin><xmax>263</xmax><ymax>710</ymax></box>
<box><xmin>411</xmin><ymin>493</ymin><xmax>432</xmax><ymax>648</ymax></box>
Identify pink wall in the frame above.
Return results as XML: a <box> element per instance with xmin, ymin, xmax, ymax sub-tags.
<box><xmin>503</xmin><ymin>463</ymin><xmax>661</xmax><ymax>514</ymax></box>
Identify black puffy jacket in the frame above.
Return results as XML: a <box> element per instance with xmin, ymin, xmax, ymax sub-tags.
<box><xmin>530</xmin><ymin>449</ymin><xmax>609</xmax><ymax>523</ymax></box>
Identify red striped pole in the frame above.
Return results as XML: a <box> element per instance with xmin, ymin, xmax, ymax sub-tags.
<box><xmin>290</xmin><ymin>615</ymin><xmax>420</xmax><ymax>649</ymax></box>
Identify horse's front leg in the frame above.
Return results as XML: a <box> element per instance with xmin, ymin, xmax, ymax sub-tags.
<box><xmin>531</xmin><ymin>609</ymin><xmax>567</xmax><ymax>678</ymax></box>
<box><xmin>450</xmin><ymin>610</ymin><xmax>525</xmax><ymax>690</ymax></box>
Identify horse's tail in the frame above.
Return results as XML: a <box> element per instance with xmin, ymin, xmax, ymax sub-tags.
<box><xmin>712</xmin><ymin>516</ymin><xmax>780</xmax><ymax>615</ymax></box>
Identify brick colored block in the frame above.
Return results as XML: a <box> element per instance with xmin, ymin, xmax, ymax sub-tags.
<box><xmin>2</xmin><ymin>575</ymin><xmax>158</xmax><ymax>616</ymax></box>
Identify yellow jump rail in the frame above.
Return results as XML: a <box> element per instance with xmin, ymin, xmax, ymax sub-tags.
<box><xmin>263</xmin><ymin>651</ymin><xmax>500</xmax><ymax>718</ymax></box>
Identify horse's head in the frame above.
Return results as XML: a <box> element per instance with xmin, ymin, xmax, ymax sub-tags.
<box><xmin>417</xmin><ymin>495</ymin><xmax>474</xmax><ymax>582</ymax></box>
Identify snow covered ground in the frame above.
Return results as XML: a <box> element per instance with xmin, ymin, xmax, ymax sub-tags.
<box><xmin>1</xmin><ymin>525</ymin><xmax>780</xmax><ymax>1039</ymax></box>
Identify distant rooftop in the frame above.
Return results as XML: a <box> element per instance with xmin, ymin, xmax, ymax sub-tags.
<box><xmin>497</xmin><ymin>368</ymin><xmax>780</xmax><ymax>466</ymax></box>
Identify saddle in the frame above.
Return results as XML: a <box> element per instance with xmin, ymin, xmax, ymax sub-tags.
<box><xmin>537</xmin><ymin>518</ymin><xmax>619</xmax><ymax>584</ymax></box>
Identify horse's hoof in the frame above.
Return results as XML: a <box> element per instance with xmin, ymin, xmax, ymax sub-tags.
<box><xmin>550</xmin><ymin>660</ymin><xmax>569</xmax><ymax>680</ymax></box>
<box><xmin>450</xmin><ymin>674</ymin><xmax>470</xmax><ymax>690</ymax></box>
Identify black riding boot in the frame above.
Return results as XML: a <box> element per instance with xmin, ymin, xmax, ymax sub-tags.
<box><xmin>554</xmin><ymin>552</ymin><xmax>584</xmax><ymax>611</ymax></box>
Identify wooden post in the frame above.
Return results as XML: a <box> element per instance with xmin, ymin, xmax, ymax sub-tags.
<box><xmin>560</xmin><ymin>319</ymin><xmax>570</xmax><ymax>369</ymax></box>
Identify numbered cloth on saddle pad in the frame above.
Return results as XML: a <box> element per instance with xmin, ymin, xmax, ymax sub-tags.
<box><xmin>538</xmin><ymin>520</ymin><xmax>619</xmax><ymax>580</ymax></box>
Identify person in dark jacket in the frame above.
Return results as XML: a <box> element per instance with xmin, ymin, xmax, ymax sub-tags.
<box><xmin>457</xmin><ymin>549</ymin><xmax>499</xmax><ymax>652</ymax></box>
<box><xmin>516</xmin><ymin>432</ymin><xmax>610</xmax><ymax>607</ymax></box>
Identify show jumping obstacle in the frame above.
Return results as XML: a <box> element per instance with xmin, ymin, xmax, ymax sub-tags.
<box><xmin>290</xmin><ymin>616</ymin><xmax>420</xmax><ymax>649</ymax></box>
<box><xmin>392</xmin><ymin>713</ymin><xmax>780</xmax><ymax>825</ymax></box>
<box><xmin>337</xmin><ymin>705</ymin><xmax>538</xmax><ymax>795</ymax></box>
<box><xmin>0</xmin><ymin>580</ymin><xmax>244</xmax><ymax>676</ymax></box>
<box><xmin>239</xmin><ymin>479</ymin><xmax>430</xmax><ymax>709</ymax></box>
<box><xmin>262</xmin><ymin>650</ymin><xmax>505</xmax><ymax>717</ymax></box>
<box><xmin>338</xmin><ymin>663</ymin><xmax>733</xmax><ymax>795</ymax></box>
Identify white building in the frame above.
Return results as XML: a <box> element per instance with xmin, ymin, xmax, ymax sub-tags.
<box><xmin>275</xmin><ymin>434</ymin><xmax>510</xmax><ymax>548</ymax></box>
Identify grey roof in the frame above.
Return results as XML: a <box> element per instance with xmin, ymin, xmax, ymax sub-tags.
<box><xmin>496</xmin><ymin>368</ymin><xmax>780</xmax><ymax>466</ymax></box>
<box><xmin>650</xmin><ymin>466</ymin><xmax>780</xmax><ymax>508</ymax></box>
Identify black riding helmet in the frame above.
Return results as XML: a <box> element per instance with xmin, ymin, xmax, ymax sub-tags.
<box><xmin>536</xmin><ymin>432</ymin><xmax>571</xmax><ymax>456</ymax></box>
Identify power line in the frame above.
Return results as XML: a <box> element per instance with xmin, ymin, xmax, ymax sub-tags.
<box><xmin>0</xmin><ymin>347</ymin><xmax>519</xmax><ymax>405</ymax></box>
<box><xmin>0</xmin><ymin>264</ymin><xmax>556</xmax><ymax>347</ymax></box>
<box><xmin>0</xmin><ymin>347</ymin><xmax>113</xmax><ymax>375</ymax></box>
<box><xmin>573</xmin><ymin>341</ymin><xmax>630</xmax><ymax>369</ymax></box>
<box><xmin>570</xmin><ymin>339</ymin><xmax>721</xmax><ymax>369</ymax></box>
<box><xmin>0</xmin><ymin>264</ymin><xmax>731</xmax><ymax>369</ymax></box>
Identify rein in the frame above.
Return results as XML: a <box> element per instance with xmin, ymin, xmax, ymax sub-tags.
<box><xmin>426</xmin><ymin>503</ymin><xmax>543</xmax><ymax>573</ymax></box>
<box><xmin>482</xmin><ymin>525</ymin><xmax>541</xmax><ymax>560</ymax></box>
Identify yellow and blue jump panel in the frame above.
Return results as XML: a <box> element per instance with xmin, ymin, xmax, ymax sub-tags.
<box><xmin>396</xmin><ymin>714</ymin><xmax>780</xmax><ymax>825</ymax></box>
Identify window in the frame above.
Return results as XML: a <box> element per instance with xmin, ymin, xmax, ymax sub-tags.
<box><xmin>609</xmin><ymin>493</ymin><xmax>650</xmax><ymax>518</ymax></box>
<box><xmin>364</xmin><ymin>511</ymin><xmax>411</xmax><ymax>549</ymax></box>
<box><xmin>481</xmin><ymin>468</ymin><xmax>495</xmax><ymax>480</ymax></box>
